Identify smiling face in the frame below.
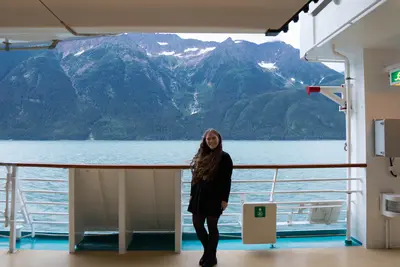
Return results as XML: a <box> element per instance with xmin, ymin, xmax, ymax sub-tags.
<box><xmin>205</xmin><ymin>131</ymin><xmax>220</xmax><ymax>150</ymax></box>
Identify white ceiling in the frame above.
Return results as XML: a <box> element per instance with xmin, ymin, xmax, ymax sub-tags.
<box><xmin>0</xmin><ymin>0</ymin><xmax>311</xmax><ymax>43</ymax></box>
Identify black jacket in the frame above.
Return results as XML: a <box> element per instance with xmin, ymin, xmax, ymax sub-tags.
<box><xmin>187</xmin><ymin>151</ymin><xmax>233</xmax><ymax>217</ymax></box>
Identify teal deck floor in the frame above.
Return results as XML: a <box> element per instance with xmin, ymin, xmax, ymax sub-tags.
<box><xmin>0</xmin><ymin>234</ymin><xmax>360</xmax><ymax>251</ymax></box>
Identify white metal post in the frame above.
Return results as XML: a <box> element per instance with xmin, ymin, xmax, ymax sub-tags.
<box><xmin>118</xmin><ymin>169</ymin><xmax>127</xmax><ymax>254</ymax></box>
<box><xmin>9</xmin><ymin>166</ymin><xmax>18</xmax><ymax>253</ymax></box>
<box><xmin>332</xmin><ymin>44</ymin><xmax>352</xmax><ymax>245</ymax></box>
<box><xmin>344</xmin><ymin>69</ymin><xmax>352</xmax><ymax>246</ymax></box>
<box><xmin>17</xmin><ymin>187</ymin><xmax>33</xmax><ymax>237</ymax></box>
<box><xmin>269</xmin><ymin>169</ymin><xmax>279</xmax><ymax>202</ymax></box>
<box><xmin>4</xmin><ymin>166</ymin><xmax>11</xmax><ymax>228</ymax></box>
<box><xmin>174</xmin><ymin>169</ymin><xmax>182</xmax><ymax>253</ymax></box>
<box><xmin>68</xmin><ymin>168</ymin><xmax>76</xmax><ymax>253</ymax></box>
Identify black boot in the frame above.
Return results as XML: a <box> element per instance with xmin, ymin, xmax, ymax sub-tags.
<box><xmin>202</xmin><ymin>256</ymin><xmax>217</xmax><ymax>267</ymax></box>
<box><xmin>199</xmin><ymin>252</ymin><xmax>206</xmax><ymax>266</ymax></box>
<box><xmin>199</xmin><ymin>245</ymin><xmax>207</xmax><ymax>266</ymax></box>
<box><xmin>199</xmin><ymin>239</ymin><xmax>208</xmax><ymax>265</ymax></box>
<box><xmin>202</xmin><ymin>248</ymin><xmax>217</xmax><ymax>267</ymax></box>
<box><xmin>192</xmin><ymin>215</ymin><xmax>209</xmax><ymax>265</ymax></box>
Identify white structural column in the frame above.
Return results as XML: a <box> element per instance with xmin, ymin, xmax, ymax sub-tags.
<box><xmin>348</xmin><ymin>49</ymin><xmax>367</xmax><ymax>247</ymax></box>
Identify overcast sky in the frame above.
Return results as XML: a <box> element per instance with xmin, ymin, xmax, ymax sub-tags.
<box><xmin>177</xmin><ymin>22</ymin><xmax>344</xmax><ymax>72</ymax></box>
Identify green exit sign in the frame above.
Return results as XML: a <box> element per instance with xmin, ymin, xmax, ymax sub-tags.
<box><xmin>254</xmin><ymin>206</ymin><xmax>266</xmax><ymax>218</ymax></box>
<box><xmin>390</xmin><ymin>69</ymin><xmax>400</xmax><ymax>86</ymax></box>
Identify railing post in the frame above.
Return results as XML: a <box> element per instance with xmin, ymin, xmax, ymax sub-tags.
<box><xmin>118</xmin><ymin>169</ymin><xmax>127</xmax><ymax>254</ymax></box>
<box><xmin>269</xmin><ymin>169</ymin><xmax>279</xmax><ymax>202</ymax></box>
<box><xmin>345</xmin><ymin>190</ymin><xmax>352</xmax><ymax>245</ymax></box>
<box><xmin>240</xmin><ymin>194</ymin><xmax>246</xmax><ymax>204</ymax></box>
<box><xmin>68</xmin><ymin>168</ymin><xmax>76</xmax><ymax>253</ymax></box>
<box><xmin>4</xmin><ymin>166</ymin><xmax>11</xmax><ymax>228</ymax></box>
<box><xmin>240</xmin><ymin>193</ymin><xmax>246</xmax><ymax>227</ymax></box>
<box><xmin>345</xmin><ymin>167</ymin><xmax>352</xmax><ymax>245</ymax></box>
<box><xmin>9</xmin><ymin>166</ymin><xmax>18</xmax><ymax>253</ymax></box>
<box><xmin>17</xmin><ymin>187</ymin><xmax>33</xmax><ymax>237</ymax></box>
<box><xmin>174</xmin><ymin>169</ymin><xmax>182</xmax><ymax>253</ymax></box>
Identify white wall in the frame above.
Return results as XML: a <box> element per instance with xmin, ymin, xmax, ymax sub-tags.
<box><xmin>363</xmin><ymin>48</ymin><xmax>400</xmax><ymax>248</ymax></box>
<box><xmin>345</xmin><ymin>48</ymin><xmax>400</xmax><ymax>248</ymax></box>
<box><xmin>308</xmin><ymin>47</ymin><xmax>400</xmax><ymax>248</ymax></box>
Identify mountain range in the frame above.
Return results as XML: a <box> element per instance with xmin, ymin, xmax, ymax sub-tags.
<box><xmin>0</xmin><ymin>33</ymin><xmax>345</xmax><ymax>140</ymax></box>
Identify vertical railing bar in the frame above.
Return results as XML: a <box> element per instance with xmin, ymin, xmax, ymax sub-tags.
<box><xmin>240</xmin><ymin>193</ymin><xmax>246</xmax><ymax>236</ymax></box>
<box><xmin>269</xmin><ymin>169</ymin><xmax>279</xmax><ymax>202</ymax></box>
<box><xmin>174</xmin><ymin>169</ymin><xmax>183</xmax><ymax>253</ymax></box>
<box><xmin>4</xmin><ymin>166</ymin><xmax>11</xmax><ymax>228</ymax></box>
<box><xmin>17</xmin><ymin>186</ymin><xmax>33</xmax><ymax>236</ymax></box>
<box><xmin>9</xmin><ymin>166</ymin><xmax>18</xmax><ymax>253</ymax></box>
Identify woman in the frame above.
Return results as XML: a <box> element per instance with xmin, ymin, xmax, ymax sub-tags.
<box><xmin>188</xmin><ymin>129</ymin><xmax>233</xmax><ymax>267</ymax></box>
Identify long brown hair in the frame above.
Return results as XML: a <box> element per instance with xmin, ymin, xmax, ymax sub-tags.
<box><xmin>190</xmin><ymin>129</ymin><xmax>223</xmax><ymax>184</ymax></box>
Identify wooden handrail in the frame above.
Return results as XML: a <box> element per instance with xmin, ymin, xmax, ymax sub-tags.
<box><xmin>0</xmin><ymin>162</ymin><xmax>367</xmax><ymax>169</ymax></box>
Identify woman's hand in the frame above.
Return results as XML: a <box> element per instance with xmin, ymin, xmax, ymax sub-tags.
<box><xmin>221</xmin><ymin>201</ymin><xmax>228</xmax><ymax>211</ymax></box>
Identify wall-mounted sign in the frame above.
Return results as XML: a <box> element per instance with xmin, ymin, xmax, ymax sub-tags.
<box><xmin>390</xmin><ymin>69</ymin><xmax>400</xmax><ymax>86</ymax></box>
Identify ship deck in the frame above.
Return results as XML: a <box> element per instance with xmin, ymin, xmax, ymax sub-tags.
<box><xmin>1</xmin><ymin>247</ymin><xmax>399</xmax><ymax>267</ymax></box>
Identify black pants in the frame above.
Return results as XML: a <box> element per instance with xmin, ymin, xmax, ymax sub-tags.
<box><xmin>192</xmin><ymin>214</ymin><xmax>220</xmax><ymax>259</ymax></box>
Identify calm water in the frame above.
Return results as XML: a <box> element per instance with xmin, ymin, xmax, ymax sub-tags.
<box><xmin>0</xmin><ymin>140</ymin><xmax>347</xmax><ymax>233</ymax></box>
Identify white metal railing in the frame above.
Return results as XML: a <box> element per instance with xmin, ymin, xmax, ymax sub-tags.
<box><xmin>0</xmin><ymin>170</ymin><xmax>363</xmax><ymax>229</ymax></box>
<box><xmin>0</xmin><ymin>170</ymin><xmax>70</xmax><ymax>240</ymax></box>
<box><xmin>0</xmin><ymin>163</ymin><xmax>366</xmax><ymax>254</ymax></box>
<box><xmin>181</xmin><ymin>169</ymin><xmax>363</xmax><ymax>230</ymax></box>
<box><xmin>0</xmin><ymin>178</ymin><xmax>359</xmax><ymax>231</ymax></box>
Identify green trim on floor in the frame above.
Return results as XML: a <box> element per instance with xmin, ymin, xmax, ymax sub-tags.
<box><xmin>0</xmin><ymin>229</ymin><xmax>346</xmax><ymax>240</ymax></box>
<box><xmin>183</xmin><ymin>235</ymin><xmax>361</xmax><ymax>251</ymax></box>
<box><xmin>351</xmin><ymin>237</ymin><xmax>363</xmax><ymax>246</ymax></box>
<box><xmin>183</xmin><ymin>229</ymin><xmax>347</xmax><ymax>240</ymax></box>
<box><xmin>0</xmin><ymin>229</ymin><xmax>360</xmax><ymax>251</ymax></box>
